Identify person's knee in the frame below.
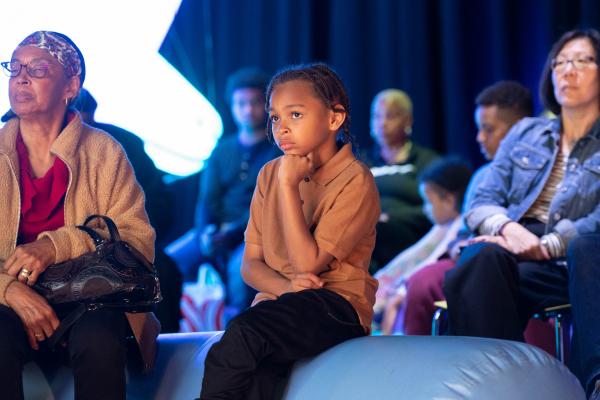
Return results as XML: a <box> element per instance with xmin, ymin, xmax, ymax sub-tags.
<box><xmin>226</xmin><ymin>307</ymin><xmax>257</xmax><ymax>331</ymax></box>
<box><xmin>69</xmin><ymin>310</ymin><xmax>127</xmax><ymax>365</ymax></box>
<box><xmin>221</xmin><ymin>305</ymin><xmax>273</xmax><ymax>349</ymax></box>
<box><xmin>463</xmin><ymin>242</ymin><xmax>507</xmax><ymax>260</ymax></box>
<box><xmin>452</xmin><ymin>243</ymin><xmax>509</xmax><ymax>278</ymax></box>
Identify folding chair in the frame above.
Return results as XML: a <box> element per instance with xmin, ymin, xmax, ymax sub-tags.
<box><xmin>431</xmin><ymin>301</ymin><xmax>572</xmax><ymax>363</ymax></box>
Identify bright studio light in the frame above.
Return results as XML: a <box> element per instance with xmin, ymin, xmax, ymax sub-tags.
<box><xmin>0</xmin><ymin>1</ymin><xmax>223</xmax><ymax>176</ymax></box>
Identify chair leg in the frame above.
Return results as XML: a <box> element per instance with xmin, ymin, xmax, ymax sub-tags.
<box><xmin>432</xmin><ymin>308</ymin><xmax>445</xmax><ymax>336</ymax></box>
<box><xmin>554</xmin><ymin>313</ymin><xmax>564</xmax><ymax>363</ymax></box>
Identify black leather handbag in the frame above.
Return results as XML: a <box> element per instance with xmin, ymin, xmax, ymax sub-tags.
<box><xmin>34</xmin><ymin>215</ymin><xmax>161</xmax><ymax>346</ymax></box>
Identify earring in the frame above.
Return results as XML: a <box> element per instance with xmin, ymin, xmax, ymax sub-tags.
<box><xmin>404</xmin><ymin>126</ymin><xmax>412</xmax><ymax>136</ymax></box>
<box><xmin>64</xmin><ymin>98</ymin><xmax>69</xmax><ymax>106</ymax></box>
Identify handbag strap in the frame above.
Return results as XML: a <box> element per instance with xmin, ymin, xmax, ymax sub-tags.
<box><xmin>47</xmin><ymin>303</ymin><xmax>87</xmax><ymax>349</ymax></box>
<box><xmin>83</xmin><ymin>215</ymin><xmax>121</xmax><ymax>241</ymax></box>
<box><xmin>45</xmin><ymin>215</ymin><xmax>132</xmax><ymax>348</ymax></box>
<box><xmin>76</xmin><ymin>225</ymin><xmax>105</xmax><ymax>247</ymax></box>
<box><xmin>76</xmin><ymin>215</ymin><xmax>121</xmax><ymax>248</ymax></box>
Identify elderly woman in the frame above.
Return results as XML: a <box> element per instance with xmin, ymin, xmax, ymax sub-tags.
<box><xmin>0</xmin><ymin>31</ymin><xmax>158</xmax><ymax>400</ymax></box>
<box><xmin>367</xmin><ymin>89</ymin><xmax>438</xmax><ymax>272</ymax></box>
<box><xmin>443</xmin><ymin>28</ymin><xmax>600</xmax><ymax>399</ymax></box>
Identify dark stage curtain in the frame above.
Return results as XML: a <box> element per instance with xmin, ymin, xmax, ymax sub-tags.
<box><xmin>160</xmin><ymin>0</ymin><xmax>600</xmax><ymax>166</ymax></box>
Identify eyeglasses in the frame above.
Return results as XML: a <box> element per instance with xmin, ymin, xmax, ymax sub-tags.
<box><xmin>551</xmin><ymin>55</ymin><xmax>597</xmax><ymax>72</ymax></box>
<box><xmin>1</xmin><ymin>60</ymin><xmax>50</xmax><ymax>78</ymax></box>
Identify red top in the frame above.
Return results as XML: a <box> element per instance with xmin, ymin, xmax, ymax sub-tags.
<box><xmin>17</xmin><ymin>133</ymin><xmax>69</xmax><ymax>244</ymax></box>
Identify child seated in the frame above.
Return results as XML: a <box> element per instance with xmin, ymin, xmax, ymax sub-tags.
<box><xmin>199</xmin><ymin>63</ymin><xmax>380</xmax><ymax>400</ymax></box>
<box><xmin>373</xmin><ymin>157</ymin><xmax>472</xmax><ymax>334</ymax></box>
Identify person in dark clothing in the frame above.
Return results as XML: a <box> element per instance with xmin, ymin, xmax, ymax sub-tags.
<box><xmin>73</xmin><ymin>88</ymin><xmax>182</xmax><ymax>333</ymax></box>
<box><xmin>367</xmin><ymin>89</ymin><xmax>438</xmax><ymax>273</ymax></box>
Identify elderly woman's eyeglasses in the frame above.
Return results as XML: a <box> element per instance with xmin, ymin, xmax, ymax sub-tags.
<box><xmin>1</xmin><ymin>61</ymin><xmax>50</xmax><ymax>78</ymax></box>
<box><xmin>551</xmin><ymin>56</ymin><xmax>597</xmax><ymax>72</ymax></box>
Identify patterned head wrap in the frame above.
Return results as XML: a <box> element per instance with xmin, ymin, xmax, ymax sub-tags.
<box><xmin>17</xmin><ymin>31</ymin><xmax>85</xmax><ymax>86</ymax></box>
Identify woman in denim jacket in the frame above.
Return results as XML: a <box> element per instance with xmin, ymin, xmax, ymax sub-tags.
<box><xmin>443</xmin><ymin>28</ymin><xmax>600</xmax><ymax>399</ymax></box>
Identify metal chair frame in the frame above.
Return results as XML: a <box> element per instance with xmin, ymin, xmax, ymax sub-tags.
<box><xmin>431</xmin><ymin>301</ymin><xmax>572</xmax><ymax>363</ymax></box>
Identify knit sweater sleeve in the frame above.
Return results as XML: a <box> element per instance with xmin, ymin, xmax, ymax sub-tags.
<box><xmin>0</xmin><ymin>271</ymin><xmax>16</xmax><ymax>305</ymax></box>
<box><xmin>38</xmin><ymin>136</ymin><xmax>155</xmax><ymax>264</ymax></box>
<box><xmin>96</xmin><ymin>142</ymin><xmax>156</xmax><ymax>262</ymax></box>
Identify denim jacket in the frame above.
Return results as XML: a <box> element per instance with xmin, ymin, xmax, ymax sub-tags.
<box><xmin>466</xmin><ymin>116</ymin><xmax>600</xmax><ymax>247</ymax></box>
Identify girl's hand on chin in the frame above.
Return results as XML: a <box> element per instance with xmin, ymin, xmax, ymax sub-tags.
<box><xmin>278</xmin><ymin>154</ymin><xmax>313</xmax><ymax>186</ymax></box>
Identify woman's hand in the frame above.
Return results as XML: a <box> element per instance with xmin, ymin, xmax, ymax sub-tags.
<box><xmin>469</xmin><ymin>234</ymin><xmax>510</xmax><ymax>248</ymax></box>
<box><xmin>4</xmin><ymin>238</ymin><xmax>56</xmax><ymax>286</ymax></box>
<box><xmin>5</xmin><ymin>281</ymin><xmax>60</xmax><ymax>350</ymax></box>
<box><xmin>286</xmin><ymin>272</ymin><xmax>324</xmax><ymax>293</ymax></box>
<box><xmin>278</xmin><ymin>154</ymin><xmax>313</xmax><ymax>186</ymax></box>
<box><xmin>500</xmin><ymin>222</ymin><xmax>550</xmax><ymax>260</ymax></box>
<box><xmin>469</xmin><ymin>222</ymin><xmax>550</xmax><ymax>260</ymax></box>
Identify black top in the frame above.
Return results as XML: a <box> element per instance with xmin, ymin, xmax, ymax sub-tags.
<box><xmin>366</xmin><ymin>142</ymin><xmax>439</xmax><ymax>216</ymax></box>
<box><xmin>194</xmin><ymin>134</ymin><xmax>280</xmax><ymax>246</ymax></box>
<box><xmin>363</xmin><ymin>142</ymin><xmax>439</xmax><ymax>270</ymax></box>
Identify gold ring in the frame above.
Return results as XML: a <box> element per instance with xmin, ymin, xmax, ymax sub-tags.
<box><xmin>19</xmin><ymin>268</ymin><xmax>32</xmax><ymax>278</ymax></box>
<box><xmin>35</xmin><ymin>334</ymin><xmax>44</xmax><ymax>339</ymax></box>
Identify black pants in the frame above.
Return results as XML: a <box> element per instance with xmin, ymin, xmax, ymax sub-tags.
<box><xmin>200</xmin><ymin>289</ymin><xmax>366</xmax><ymax>400</ymax></box>
<box><xmin>0</xmin><ymin>305</ymin><xmax>128</xmax><ymax>400</ymax></box>
<box><xmin>443</xmin><ymin>242</ymin><xmax>569</xmax><ymax>339</ymax></box>
<box><xmin>443</xmin><ymin>230</ymin><xmax>600</xmax><ymax>395</ymax></box>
